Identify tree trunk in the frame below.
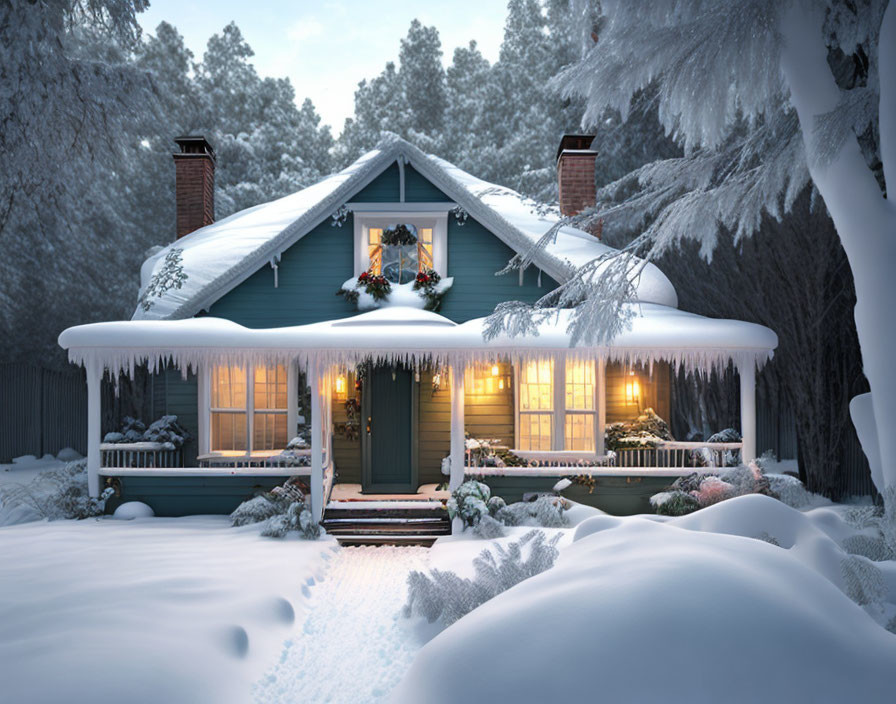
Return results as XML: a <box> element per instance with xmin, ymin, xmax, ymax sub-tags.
<box><xmin>780</xmin><ymin>2</ymin><xmax>896</xmax><ymax>496</ymax></box>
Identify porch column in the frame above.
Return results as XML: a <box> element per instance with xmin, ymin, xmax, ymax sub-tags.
<box><xmin>449</xmin><ymin>362</ymin><xmax>465</xmax><ymax>492</ymax></box>
<box><xmin>287</xmin><ymin>361</ymin><xmax>298</xmax><ymax>442</ymax></box>
<box><xmin>86</xmin><ymin>360</ymin><xmax>102</xmax><ymax>498</ymax></box>
<box><xmin>596</xmin><ymin>358</ymin><xmax>607</xmax><ymax>457</ymax></box>
<box><xmin>309</xmin><ymin>364</ymin><xmax>324</xmax><ymax>523</ymax></box>
<box><xmin>739</xmin><ymin>359</ymin><xmax>757</xmax><ymax>464</ymax></box>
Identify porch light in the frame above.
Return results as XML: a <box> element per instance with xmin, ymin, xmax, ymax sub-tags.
<box><xmin>491</xmin><ymin>364</ymin><xmax>500</xmax><ymax>377</ymax></box>
<box><xmin>625</xmin><ymin>371</ymin><xmax>641</xmax><ymax>405</ymax></box>
<box><xmin>335</xmin><ymin>374</ymin><xmax>347</xmax><ymax>398</ymax></box>
<box><xmin>432</xmin><ymin>372</ymin><xmax>441</xmax><ymax>394</ymax></box>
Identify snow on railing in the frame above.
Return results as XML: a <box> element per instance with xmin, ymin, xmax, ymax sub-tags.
<box><xmin>100</xmin><ymin>442</ymin><xmax>182</xmax><ymax>469</ymax></box>
<box><xmin>615</xmin><ymin>441</ymin><xmax>742</xmax><ymax>469</ymax></box>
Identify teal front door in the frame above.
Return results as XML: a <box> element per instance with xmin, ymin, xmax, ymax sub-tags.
<box><xmin>362</xmin><ymin>363</ymin><xmax>417</xmax><ymax>493</ymax></box>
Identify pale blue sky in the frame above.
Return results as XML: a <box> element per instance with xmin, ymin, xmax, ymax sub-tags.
<box><xmin>138</xmin><ymin>0</ymin><xmax>510</xmax><ymax>134</ymax></box>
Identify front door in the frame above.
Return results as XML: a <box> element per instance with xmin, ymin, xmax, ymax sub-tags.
<box><xmin>362</xmin><ymin>363</ymin><xmax>417</xmax><ymax>493</ymax></box>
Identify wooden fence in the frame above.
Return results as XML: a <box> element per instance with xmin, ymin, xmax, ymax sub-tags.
<box><xmin>0</xmin><ymin>363</ymin><xmax>90</xmax><ymax>462</ymax></box>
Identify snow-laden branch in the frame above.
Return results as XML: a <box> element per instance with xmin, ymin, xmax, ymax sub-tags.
<box><xmin>879</xmin><ymin>0</ymin><xmax>896</xmax><ymax>196</ymax></box>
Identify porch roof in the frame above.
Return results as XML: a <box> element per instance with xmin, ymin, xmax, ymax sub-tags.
<box><xmin>60</xmin><ymin>304</ymin><xmax>777</xmax><ymax>377</ymax></box>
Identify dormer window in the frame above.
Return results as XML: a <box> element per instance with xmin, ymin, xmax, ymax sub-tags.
<box><xmin>353</xmin><ymin>212</ymin><xmax>448</xmax><ymax>278</ymax></box>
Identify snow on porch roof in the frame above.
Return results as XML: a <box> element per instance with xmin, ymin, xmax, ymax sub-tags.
<box><xmin>62</xmin><ymin>304</ymin><xmax>777</xmax><ymax>378</ymax></box>
<box><xmin>133</xmin><ymin>134</ymin><xmax>677</xmax><ymax>322</ymax></box>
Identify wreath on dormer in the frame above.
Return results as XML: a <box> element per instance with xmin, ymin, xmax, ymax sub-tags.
<box><xmin>381</xmin><ymin>224</ymin><xmax>418</xmax><ymax>246</ymax></box>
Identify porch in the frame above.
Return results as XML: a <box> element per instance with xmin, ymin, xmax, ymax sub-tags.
<box><xmin>60</xmin><ymin>304</ymin><xmax>776</xmax><ymax>522</ymax></box>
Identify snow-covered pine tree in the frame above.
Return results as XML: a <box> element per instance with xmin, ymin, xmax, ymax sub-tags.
<box><xmin>521</xmin><ymin>0</ymin><xmax>895</xmax><ymax>497</ymax></box>
<box><xmin>399</xmin><ymin>19</ymin><xmax>448</xmax><ymax>135</ymax></box>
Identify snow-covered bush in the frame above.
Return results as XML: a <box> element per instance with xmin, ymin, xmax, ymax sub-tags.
<box><xmin>102</xmin><ymin>415</ymin><xmax>191</xmax><ymax>449</ymax></box>
<box><xmin>495</xmin><ymin>495</ymin><xmax>571</xmax><ymax>528</ymax></box>
<box><xmin>261</xmin><ymin>501</ymin><xmax>320</xmax><ymax>540</ymax></box>
<box><xmin>472</xmin><ymin>514</ymin><xmax>506</xmax><ymax>539</ymax></box>
<box><xmin>841</xmin><ymin>534</ymin><xmax>894</xmax><ymax>563</ymax></box>
<box><xmin>449</xmin><ymin>481</ymin><xmax>570</xmax><ymax>535</ymax></box>
<box><xmin>230</xmin><ymin>479</ymin><xmax>318</xmax><ymax>539</ymax></box>
<box><xmin>604</xmin><ymin>408</ymin><xmax>672</xmax><ymax>451</ymax></box>
<box><xmin>0</xmin><ymin>460</ymin><xmax>113</xmax><ymax>520</ymax></box>
<box><xmin>652</xmin><ymin>461</ymin><xmax>782</xmax><ymax>515</ymax></box>
<box><xmin>230</xmin><ymin>494</ymin><xmax>288</xmax><ymax>527</ymax></box>
<box><xmin>766</xmin><ymin>473</ymin><xmax>814</xmax><ymax>508</ymax></box>
<box><xmin>650</xmin><ymin>490</ymin><xmax>700</xmax><ymax>516</ymax></box>
<box><xmin>403</xmin><ymin>530</ymin><xmax>561</xmax><ymax>627</ymax></box>
<box><xmin>840</xmin><ymin>555</ymin><xmax>887</xmax><ymax>608</ymax></box>
<box><xmin>447</xmin><ymin>480</ymin><xmax>492</xmax><ymax>528</ymax></box>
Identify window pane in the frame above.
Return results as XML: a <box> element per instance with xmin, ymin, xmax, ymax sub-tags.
<box><xmin>211</xmin><ymin>412</ymin><xmax>247</xmax><ymax>452</ymax></box>
<box><xmin>565</xmin><ymin>413</ymin><xmax>595</xmax><ymax>452</ymax></box>
<box><xmin>211</xmin><ymin>365</ymin><xmax>246</xmax><ymax>409</ymax></box>
<box><xmin>368</xmin><ymin>228</ymin><xmax>383</xmax><ymax>274</ymax></box>
<box><xmin>520</xmin><ymin>360</ymin><xmax>553</xmax><ymax>410</ymax></box>
<box><xmin>254</xmin><ymin>413</ymin><xmax>288</xmax><ymax>451</ymax></box>
<box><xmin>520</xmin><ymin>413</ymin><xmax>552</xmax><ymax>451</ymax></box>
<box><xmin>254</xmin><ymin>364</ymin><xmax>288</xmax><ymax>410</ymax></box>
<box><xmin>565</xmin><ymin>360</ymin><xmax>595</xmax><ymax>410</ymax></box>
<box><xmin>418</xmin><ymin>228</ymin><xmax>434</xmax><ymax>270</ymax></box>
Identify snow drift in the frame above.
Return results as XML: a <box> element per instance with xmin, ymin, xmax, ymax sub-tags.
<box><xmin>393</xmin><ymin>496</ymin><xmax>896</xmax><ymax>704</ymax></box>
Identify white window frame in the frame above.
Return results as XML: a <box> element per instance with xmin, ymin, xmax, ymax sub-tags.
<box><xmin>514</xmin><ymin>359</ymin><xmax>600</xmax><ymax>456</ymax></box>
<box><xmin>199</xmin><ymin>362</ymin><xmax>297</xmax><ymax>456</ymax></box>
<box><xmin>352</xmin><ymin>211</ymin><xmax>449</xmax><ymax>278</ymax></box>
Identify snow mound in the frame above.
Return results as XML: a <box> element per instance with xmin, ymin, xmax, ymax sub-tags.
<box><xmin>113</xmin><ymin>501</ymin><xmax>155</xmax><ymax>520</ymax></box>
<box><xmin>55</xmin><ymin>447</ymin><xmax>83</xmax><ymax>462</ymax></box>
<box><xmin>395</xmin><ymin>509</ymin><xmax>896</xmax><ymax>703</ymax></box>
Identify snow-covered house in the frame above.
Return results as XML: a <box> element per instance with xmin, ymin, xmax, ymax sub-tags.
<box><xmin>58</xmin><ymin>134</ymin><xmax>777</xmax><ymax>524</ymax></box>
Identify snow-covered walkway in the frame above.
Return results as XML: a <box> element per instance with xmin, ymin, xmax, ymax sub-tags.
<box><xmin>253</xmin><ymin>545</ymin><xmax>433</xmax><ymax>704</ymax></box>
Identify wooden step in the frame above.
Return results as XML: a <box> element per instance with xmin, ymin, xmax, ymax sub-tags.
<box><xmin>321</xmin><ymin>501</ymin><xmax>451</xmax><ymax>546</ymax></box>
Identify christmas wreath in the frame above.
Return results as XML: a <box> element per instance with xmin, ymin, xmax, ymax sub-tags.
<box><xmin>381</xmin><ymin>223</ymin><xmax>418</xmax><ymax>246</ymax></box>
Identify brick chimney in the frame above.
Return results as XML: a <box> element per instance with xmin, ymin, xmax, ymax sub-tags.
<box><xmin>557</xmin><ymin>134</ymin><xmax>597</xmax><ymax>217</ymax></box>
<box><xmin>173</xmin><ymin>135</ymin><xmax>215</xmax><ymax>239</ymax></box>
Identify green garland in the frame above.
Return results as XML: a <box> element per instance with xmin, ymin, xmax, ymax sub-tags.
<box><xmin>381</xmin><ymin>224</ymin><xmax>418</xmax><ymax>246</ymax></box>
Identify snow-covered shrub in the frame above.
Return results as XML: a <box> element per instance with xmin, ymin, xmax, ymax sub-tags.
<box><xmin>447</xmin><ymin>480</ymin><xmax>492</xmax><ymax>528</ymax></box>
<box><xmin>840</xmin><ymin>555</ymin><xmax>887</xmax><ymax>608</ymax></box>
<box><xmin>767</xmin><ymin>473</ymin><xmax>814</xmax><ymax>508</ymax></box>
<box><xmin>102</xmin><ymin>415</ymin><xmax>191</xmax><ymax>449</ymax></box>
<box><xmin>231</xmin><ymin>495</ymin><xmax>288</xmax><ymax>527</ymax></box>
<box><xmin>473</xmin><ymin>514</ymin><xmax>506</xmax><ymax>539</ymax></box>
<box><xmin>403</xmin><ymin>530</ymin><xmax>561</xmax><ymax>627</ymax></box>
<box><xmin>0</xmin><ymin>460</ymin><xmax>113</xmax><ymax>520</ymax></box>
<box><xmin>231</xmin><ymin>478</ymin><xmax>317</xmax><ymax>538</ymax></box>
<box><xmin>496</xmin><ymin>495</ymin><xmax>571</xmax><ymax>528</ymax></box>
<box><xmin>650</xmin><ymin>490</ymin><xmax>700</xmax><ymax>516</ymax></box>
<box><xmin>260</xmin><ymin>501</ymin><xmax>320</xmax><ymax>540</ymax></box>
<box><xmin>841</xmin><ymin>534</ymin><xmax>894</xmax><ymax>562</ymax></box>
<box><xmin>754</xmin><ymin>531</ymin><xmax>781</xmax><ymax>547</ymax></box>
<box><xmin>486</xmin><ymin>495</ymin><xmax>506</xmax><ymax>517</ymax></box>
<box><xmin>690</xmin><ymin>475</ymin><xmax>735</xmax><ymax>507</ymax></box>
<box><xmin>604</xmin><ymin>408</ymin><xmax>672</xmax><ymax>451</ymax></box>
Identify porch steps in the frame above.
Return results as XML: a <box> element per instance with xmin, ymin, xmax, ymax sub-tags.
<box><xmin>321</xmin><ymin>502</ymin><xmax>451</xmax><ymax>547</ymax></box>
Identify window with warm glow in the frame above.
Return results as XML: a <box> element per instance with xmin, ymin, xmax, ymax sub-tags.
<box><xmin>565</xmin><ymin>360</ymin><xmax>596</xmax><ymax>451</ymax></box>
<box><xmin>465</xmin><ymin>362</ymin><xmax>510</xmax><ymax>395</ymax></box>
<box><xmin>518</xmin><ymin>360</ymin><xmax>554</xmax><ymax>450</ymax></box>
<box><xmin>364</xmin><ymin>222</ymin><xmax>439</xmax><ymax>277</ymax></box>
<box><xmin>418</xmin><ymin>227</ymin><xmax>433</xmax><ymax>270</ymax></box>
<box><xmin>516</xmin><ymin>359</ymin><xmax>597</xmax><ymax>452</ymax></box>
<box><xmin>210</xmin><ymin>364</ymin><xmax>288</xmax><ymax>453</ymax></box>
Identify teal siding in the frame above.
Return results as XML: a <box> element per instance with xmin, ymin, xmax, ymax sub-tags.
<box><xmin>152</xmin><ymin>369</ymin><xmax>198</xmax><ymax>466</ymax></box>
<box><xmin>405</xmin><ymin>164</ymin><xmax>450</xmax><ymax>202</ymax></box>
<box><xmin>113</xmin><ymin>475</ymin><xmax>292</xmax><ymax>516</ymax></box>
<box><xmin>204</xmin><ymin>216</ymin><xmax>357</xmax><ymax>327</ymax></box>
<box><xmin>353</xmin><ymin>162</ymin><xmax>400</xmax><ymax>202</ymax></box>
<box><xmin>438</xmin><ymin>216</ymin><xmax>559</xmax><ymax>322</ymax></box>
<box><xmin>350</xmin><ymin>162</ymin><xmax>451</xmax><ymax>203</ymax></box>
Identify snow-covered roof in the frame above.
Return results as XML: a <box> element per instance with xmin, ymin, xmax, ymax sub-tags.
<box><xmin>61</xmin><ymin>303</ymin><xmax>776</xmax><ymax>377</ymax></box>
<box><xmin>135</xmin><ymin>134</ymin><xmax>677</xmax><ymax>321</ymax></box>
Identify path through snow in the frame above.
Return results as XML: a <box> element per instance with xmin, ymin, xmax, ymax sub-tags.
<box><xmin>253</xmin><ymin>545</ymin><xmax>434</xmax><ymax>703</ymax></box>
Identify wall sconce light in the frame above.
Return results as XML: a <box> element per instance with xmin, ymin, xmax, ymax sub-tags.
<box><xmin>625</xmin><ymin>371</ymin><xmax>641</xmax><ymax>405</ymax></box>
<box><xmin>491</xmin><ymin>364</ymin><xmax>500</xmax><ymax>377</ymax></box>
<box><xmin>335</xmin><ymin>374</ymin><xmax>347</xmax><ymax>399</ymax></box>
<box><xmin>432</xmin><ymin>372</ymin><xmax>442</xmax><ymax>395</ymax></box>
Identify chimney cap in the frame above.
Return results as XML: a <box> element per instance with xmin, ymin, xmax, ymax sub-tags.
<box><xmin>557</xmin><ymin>134</ymin><xmax>596</xmax><ymax>160</ymax></box>
<box><xmin>174</xmin><ymin>135</ymin><xmax>216</xmax><ymax>161</ymax></box>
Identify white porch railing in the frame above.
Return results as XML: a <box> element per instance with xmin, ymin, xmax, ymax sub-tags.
<box><xmin>614</xmin><ymin>441</ymin><xmax>743</xmax><ymax>469</ymax></box>
<box><xmin>100</xmin><ymin>442</ymin><xmax>182</xmax><ymax>469</ymax></box>
<box><xmin>464</xmin><ymin>442</ymin><xmax>743</xmax><ymax>472</ymax></box>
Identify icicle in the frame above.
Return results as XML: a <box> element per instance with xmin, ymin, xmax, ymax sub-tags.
<box><xmin>537</xmin><ymin>268</ymin><xmax>542</xmax><ymax>288</ymax></box>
